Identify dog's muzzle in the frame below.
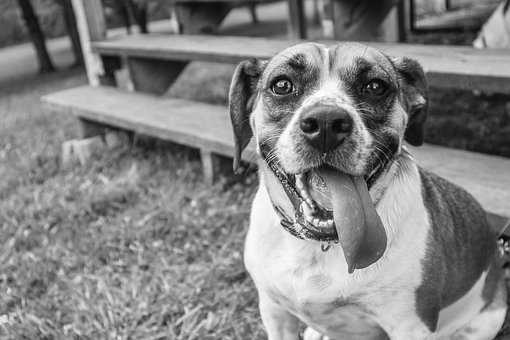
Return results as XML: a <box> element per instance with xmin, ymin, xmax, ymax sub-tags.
<box><xmin>260</xmin><ymin>143</ymin><xmax>388</xmax><ymax>273</ymax></box>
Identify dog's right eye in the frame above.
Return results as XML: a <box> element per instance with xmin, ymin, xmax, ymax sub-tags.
<box><xmin>271</xmin><ymin>78</ymin><xmax>294</xmax><ymax>95</ymax></box>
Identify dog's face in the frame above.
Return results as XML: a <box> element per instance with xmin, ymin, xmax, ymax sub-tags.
<box><xmin>230</xmin><ymin>42</ymin><xmax>427</xmax><ymax>177</ymax></box>
<box><xmin>229</xmin><ymin>42</ymin><xmax>428</xmax><ymax>271</ymax></box>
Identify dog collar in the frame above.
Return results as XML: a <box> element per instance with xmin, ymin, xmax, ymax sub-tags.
<box><xmin>260</xmin><ymin>144</ymin><xmax>394</xmax><ymax>247</ymax></box>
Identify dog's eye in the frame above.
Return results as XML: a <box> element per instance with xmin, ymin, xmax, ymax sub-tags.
<box><xmin>271</xmin><ymin>78</ymin><xmax>294</xmax><ymax>95</ymax></box>
<box><xmin>364</xmin><ymin>80</ymin><xmax>387</xmax><ymax>96</ymax></box>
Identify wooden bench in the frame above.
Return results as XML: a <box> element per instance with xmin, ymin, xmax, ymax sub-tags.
<box><xmin>91</xmin><ymin>34</ymin><xmax>510</xmax><ymax>93</ymax></box>
<box><xmin>42</xmin><ymin>85</ymin><xmax>510</xmax><ymax>233</ymax></box>
<box><xmin>43</xmin><ymin>2</ymin><xmax>510</xmax><ymax>233</ymax></box>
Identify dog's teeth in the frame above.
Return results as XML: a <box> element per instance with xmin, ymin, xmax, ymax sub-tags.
<box><xmin>296</xmin><ymin>174</ymin><xmax>304</xmax><ymax>187</ymax></box>
<box><xmin>305</xmin><ymin>198</ymin><xmax>316</xmax><ymax>209</ymax></box>
<box><xmin>301</xmin><ymin>202</ymin><xmax>314</xmax><ymax>218</ymax></box>
<box><xmin>318</xmin><ymin>221</ymin><xmax>328</xmax><ymax>228</ymax></box>
<box><xmin>312</xmin><ymin>218</ymin><xmax>320</xmax><ymax>226</ymax></box>
<box><xmin>326</xmin><ymin>219</ymin><xmax>334</xmax><ymax>227</ymax></box>
<box><xmin>296</xmin><ymin>179</ymin><xmax>304</xmax><ymax>189</ymax></box>
<box><xmin>305</xmin><ymin>212</ymin><xmax>314</xmax><ymax>223</ymax></box>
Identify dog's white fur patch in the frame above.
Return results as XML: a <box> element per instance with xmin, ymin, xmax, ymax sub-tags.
<box><xmin>246</xmin><ymin>156</ymin><xmax>434</xmax><ymax>339</ymax></box>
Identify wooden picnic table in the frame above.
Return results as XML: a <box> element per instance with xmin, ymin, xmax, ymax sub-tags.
<box><xmin>172</xmin><ymin>0</ymin><xmax>402</xmax><ymax>41</ymax></box>
<box><xmin>170</xmin><ymin>0</ymin><xmax>306</xmax><ymax>38</ymax></box>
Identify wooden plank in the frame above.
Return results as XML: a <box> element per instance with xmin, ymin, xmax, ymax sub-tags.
<box><xmin>42</xmin><ymin>85</ymin><xmax>247</xmax><ymax>161</ymax></box>
<box><xmin>415</xmin><ymin>4</ymin><xmax>496</xmax><ymax>32</ymax></box>
<box><xmin>42</xmin><ymin>85</ymin><xmax>510</xmax><ymax>221</ymax></box>
<box><xmin>408</xmin><ymin>144</ymin><xmax>510</xmax><ymax>222</ymax></box>
<box><xmin>91</xmin><ymin>34</ymin><xmax>510</xmax><ymax>93</ymax></box>
<box><xmin>71</xmin><ymin>0</ymin><xmax>106</xmax><ymax>86</ymax></box>
<box><xmin>71</xmin><ymin>0</ymin><xmax>110</xmax><ymax>137</ymax></box>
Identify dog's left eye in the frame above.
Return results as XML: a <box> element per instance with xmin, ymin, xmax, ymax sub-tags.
<box><xmin>271</xmin><ymin>78</ymin><xmax>294</xmax><ymax>95</ymax></box>
<box><xmin>364</xmin><ymin>79</ymin><xmax>387</xmax><ymax>96</ymax></box>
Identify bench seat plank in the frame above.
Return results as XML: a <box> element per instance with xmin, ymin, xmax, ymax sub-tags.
<box><xmin>92</xmin><ymin>34</ymin><xmax>510</xmax><ymax>93</ymax></box>
<box><xmin>42</xmin><ymin>85</ymin><xmax>510</xmax><ymax>221</ymax></box>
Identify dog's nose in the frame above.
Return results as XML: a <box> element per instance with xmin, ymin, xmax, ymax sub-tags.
<box><xmin>299</xmin><ymin>106</ymin><xmax>353</xmax><ymax>152</ymax></box>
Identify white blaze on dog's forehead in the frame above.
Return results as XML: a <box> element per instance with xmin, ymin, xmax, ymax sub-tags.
<box><xmin>299</xmin><ymin>45</ymin><xmax>352</xmax><ymax>109</ymax></box>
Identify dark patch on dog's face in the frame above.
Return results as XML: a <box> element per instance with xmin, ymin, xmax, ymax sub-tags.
<box><xmin>332</xmin><ymin>52</ymin><xmax>401</xmax><ymax>177</ymax></box>
<box><xmin>341</xmin><ymin>57</ymin><xmax>397</xmax><ymax>129</ymax></box>
<box><xmin>257</xmin><ymin>44</ymin><xmax>323</xmax><ymax>137</ymax></box>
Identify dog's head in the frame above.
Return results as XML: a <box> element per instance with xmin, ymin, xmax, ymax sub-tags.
<box><xmin>229</xmin><ymin>42</ymin><xmax>428</xmax><ymax>271</ymax></box>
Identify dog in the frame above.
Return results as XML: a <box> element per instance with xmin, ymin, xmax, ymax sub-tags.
<box><xmin>228</xmin><ymin>42</ymin><xmax>508</xmax><ymax>339</ymax></box>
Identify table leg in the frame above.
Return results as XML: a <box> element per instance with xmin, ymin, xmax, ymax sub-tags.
<box><xmin>288</xmin><ymin>0</ymin><xmax>307</xmax><ymax>39</ymax></box>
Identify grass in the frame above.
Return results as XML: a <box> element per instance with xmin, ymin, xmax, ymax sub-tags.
<box><xmin>0</xmin><ymin>68</ymin><xmax>264</xmax><ymax>339</ymax></box>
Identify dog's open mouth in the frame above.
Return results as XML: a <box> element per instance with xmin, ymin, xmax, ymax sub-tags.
<box><xmin>295</xmin><ymin>170</ymin><xmax>336</xmax><ymax>230</ymax></box>
<box><xmin>264</xmin><ymin>152</ymin><xmax>387</xmax><ymax>272</ymax></box>
<box><xmin>293</xmin><ymin>167</ymin><xmax>374</xmax><ymax>244</ymax></box>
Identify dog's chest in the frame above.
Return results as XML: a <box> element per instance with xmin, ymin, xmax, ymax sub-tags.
<box><xmin>247</xmin><ymin>234</ymin><xmax>391</xmax><ymax>338</ymax></box>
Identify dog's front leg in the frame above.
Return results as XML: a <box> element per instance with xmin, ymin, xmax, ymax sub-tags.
<box><xmin>385</xmin><ymin>319</ymin><xmax>433</xmax><ymax>340</ymax></box>
<box><xmin>259</xmin><ymin>294</ymin><xmax>300</xmax><ymax>340</ymax></box>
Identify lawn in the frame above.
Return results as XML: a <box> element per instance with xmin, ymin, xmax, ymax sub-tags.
<box><xmin>0</xmin><ymin>68</ymin><xmax>264</xmax><ymax>339</ymax></box>
<box><xmin>0</xmin><ymin>56</ymin><xmax>509</xmax><ymax>339</ymax></box>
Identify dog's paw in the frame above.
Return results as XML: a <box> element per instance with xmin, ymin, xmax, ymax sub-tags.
<box><xmin>303</xmin><ymin>327</ymin><xmax>329</xmax><ymax>340</ymax></box>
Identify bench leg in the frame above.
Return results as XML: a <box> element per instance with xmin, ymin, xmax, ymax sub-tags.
<box><xmin>62</xmin><ymin>136</ymin><xmax>105</xmax><ymax>168</ymax></box>
<box><xmin>200</xmin><ymin>149</ymin><xmax>221</xmax><ymax>185</ymax></box>
<box><xmin>62</xmin><ymin>129</ymin><xmax>130</xmax><ymax>168</ymax></box>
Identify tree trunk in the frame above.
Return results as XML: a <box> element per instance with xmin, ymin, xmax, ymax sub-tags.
<box><xmin>58</xmin><ymin>0</ymin><xmax>84</xmax><ymax>66</ymax></box>
<box><xmin>17</xmin><ymin>0</ymin><xmax>55</xmax><ymax>73</ymax></box>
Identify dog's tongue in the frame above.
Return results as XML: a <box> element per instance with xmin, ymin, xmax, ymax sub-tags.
<box><xmin>319</xmin><ymin>168</ymin><xmax>387</xmax><ymax>273</ymax></box>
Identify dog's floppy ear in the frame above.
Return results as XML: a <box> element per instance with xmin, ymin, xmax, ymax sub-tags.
<box><xmin>394</xmin><ymin>57</ymin><xmax>428</xmax><ymax>146</ymax></box>
<box><xmin>229</xmin><ymin>59</ymin><xmax>265</xmax><ymax>172</ymax></box>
